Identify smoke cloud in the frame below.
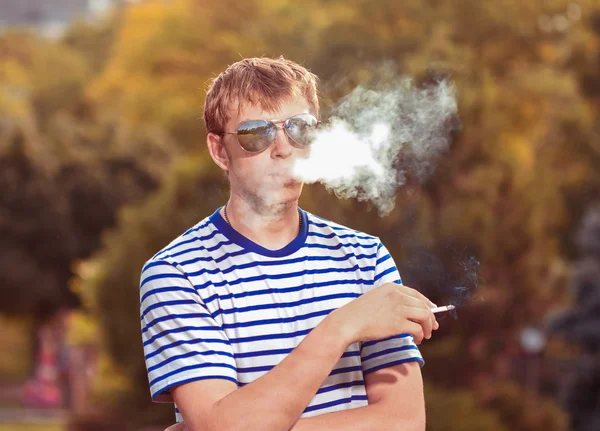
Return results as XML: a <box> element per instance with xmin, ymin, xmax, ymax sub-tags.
<box><xmin>293</xmin><ymin>76</ymin><xmax>460</xmax><ymax>215</ymax></box>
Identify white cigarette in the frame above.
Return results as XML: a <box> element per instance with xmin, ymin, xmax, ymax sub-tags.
<box><xmin>431</xmin><ymin>305</ymin><xmax>455</xmax><ymax>314</ymax></box>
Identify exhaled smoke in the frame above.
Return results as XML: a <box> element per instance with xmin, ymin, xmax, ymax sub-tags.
<box><xmin>293</xmin><ymin>76</ymin><xmax>460</xmax><ymax>215</ymax></box>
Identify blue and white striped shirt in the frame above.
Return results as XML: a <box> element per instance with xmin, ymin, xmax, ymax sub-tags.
<box><xmin>140</xmin><ymin>207</ymin><xmax>423</xmax><ymax>422</ymax></box>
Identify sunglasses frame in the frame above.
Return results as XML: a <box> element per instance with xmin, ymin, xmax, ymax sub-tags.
<box><xmin>211</xmin><ymin>113</ymin><xmax>321</xmax><ymax>153</ymax></box>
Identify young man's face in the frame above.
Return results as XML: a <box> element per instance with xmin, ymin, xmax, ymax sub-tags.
<box><xmin>219</xmin><ymin>94</ymin><xmax>312</xmax><ymax>215</ymax></box>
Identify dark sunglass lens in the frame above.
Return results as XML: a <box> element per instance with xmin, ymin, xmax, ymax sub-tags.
<box><xmin>237</xmin><ymin>120</ymin><xmax>276</xmax><ymax>152</ymax></box>
<box><xmin>285</xmin><ymin>114</ymin><xmax>318</xmax><ymax>147</ymax></box>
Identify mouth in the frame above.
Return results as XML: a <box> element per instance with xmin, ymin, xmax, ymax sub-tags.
<box><xmin>271</xmin><ymin>173</ymin><xmax>296</xmax><ymax>180</ymax></box>
<box><xmin>271</xmin><ymin>173</ymin><xmax>300</xmax><ymax>187</ymax></box>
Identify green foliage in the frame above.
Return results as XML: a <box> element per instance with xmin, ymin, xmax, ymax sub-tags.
<box><xmin>0</xmin><ymin>30</ymin><xmax>88</xmax><ymax>119</ymax></box>
<box><xmin>73</xmin><ymin>155</ymin><xmax>226</xmax><ymax>424</ymax></box>
<box><xmin>549</xmin><ymin>206</ymin><xmax>600</xmax><ymax>430</ymax></box>
<box><xmin>61</xmin><ymin>14</ymin><xmax>120</xmax><ymax>76</ymax></box>
<box><xmin>0</xmin><ymin>114</ymin><xmax>171</xmax><ymax>314</ymax></box>
<box><xmin>487</xmin><ymin>381</ymin><xmax>569</xmax><ymax>431</ymax></box>
<box><xmin>425</xmin><ymin>380</ymin><xmax>569</xmax><ymax>431</ymax></box>
<box><xmin>0</xmin><ymin>27</ymin><xmax>179</xmax><ymax>315</ymax></box>
<box><xmin>0</xmin><ymin>315</ymin><xmax>33</xmax><ymax>382</ymax></box>
<box><xmin>424</xmin><ymin>384</ymin><xmax>509</xmax><ymax>431</ymax></box>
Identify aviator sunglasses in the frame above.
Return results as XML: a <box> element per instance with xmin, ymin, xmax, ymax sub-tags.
<box><xmin>211</xmin><ymin>113</ymin><xmax>320</xmax><ymax>153</ymax></box>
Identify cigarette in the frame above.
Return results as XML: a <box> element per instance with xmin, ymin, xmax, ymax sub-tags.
<box><xmin>431</xmin><ymin>305</ymin><xmax>455</xmax><ymax>314</ymax></box>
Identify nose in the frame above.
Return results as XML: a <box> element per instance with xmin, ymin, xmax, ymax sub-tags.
<box><xmin>270</xmin><ymin>125</ymin><xmax>293</xmax><ymax>159</ymax></box>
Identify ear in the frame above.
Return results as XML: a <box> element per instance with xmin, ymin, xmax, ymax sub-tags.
<box><xmin>207</xmin><ymin>133</ymin><xmax>231</xmax><ymax>172</ymax></box>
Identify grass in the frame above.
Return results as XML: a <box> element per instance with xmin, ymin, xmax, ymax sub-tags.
<box><xmin>0</xmin><ymin>425</ymin><xmax>63</xmax><ymax>431</ymax></box>
<box><xmin>0</xmin><ymin>315</ymin><xmax>33</xmax><ymax>383</ymax></box>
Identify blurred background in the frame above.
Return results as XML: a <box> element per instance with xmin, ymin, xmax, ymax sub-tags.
<box><xmin>1</xmin><ymin>0</ymin><xmax>599</xmax><ymax>430</ymax></box>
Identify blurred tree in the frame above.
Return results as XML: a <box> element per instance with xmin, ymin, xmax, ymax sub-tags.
<box><xmin>0</xmin><ymin>30</ymin><xmax>90</xmax><ymax>120</ymax></box>
<box><xmin>0</xmin><ymin>0</ymin><xmax>595</xmax><ymax>429</ymax></box>
<box><xmin>0</xmin><ymin>116</ymin><xmax>168</xmax><ymax>315</ymax></box>
<box><xmin>61</xmin><ymin>14</ymin><xmax>120</xmax><ymax>76</ymax></box>
<box><xmin>424</xmin><ymin>383</ymin><xmax>509</xmax><ymax>431</ymax></box>
<box><xmin>72</xmin><ymin>156</ymin><xmax>227</xmax><ymax>426</ymax></box>
<box><xmin>85</xmin><ymin>0</ymin><xmax>269</xmax><ymax>148</ymax></box>
<box><xmin>549</xmin><ymin>206</ymin><xmax>600</xmax><ymax>431</ymax></box>
<box><xmin>0</xmin><ymin>29</ymin><xmax>177</xmax><ymax>315</ymax></box>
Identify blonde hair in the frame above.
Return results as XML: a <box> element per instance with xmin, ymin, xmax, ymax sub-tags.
<box><xmin>203</xmin><ymin>56</ymin><xmax>320</xmax><ymax>133</ymax></box>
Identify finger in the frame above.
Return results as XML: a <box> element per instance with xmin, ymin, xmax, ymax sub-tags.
<box><xmin>414</xmin><ymin>299</ymin><xmax>438</xmax><ymax>332</ymax></box>
<box><xmin>399</xmin><ymin>291</ymin><xmax>436</xmax><ymax>314</ymax></box>
<box><xmin>399</xmin><ymin>294</ymin><xmax>438</xmax><ymax>334</ymax></box>
<box><xmin>405</xmin><ymin>307</ymin><xmax>433</xmax><ymax>340</ymax></box>
<box><xmin>388</xmin><ymin>285</ymin><xmax>437</xmax><ymax>336</ymax></box>
<box><xmin>430</xmin><ymin>314</ymin><xmax>438</xmax><ymax>333</ymax></box>
<box><xmin>403</xmin><ymin>320</ymin><xmax>425</xmax><ymax>344</ymax></box>
<box><xmin>394</xmin><ymin>283</ymin><xmax>437</xmax><ymax>308</ymax></box>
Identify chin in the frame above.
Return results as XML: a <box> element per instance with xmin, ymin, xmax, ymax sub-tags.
<box><xmin>264</xmin><ymin>186</ymin><xmax>302</xmax><ymax>206</ymax></box>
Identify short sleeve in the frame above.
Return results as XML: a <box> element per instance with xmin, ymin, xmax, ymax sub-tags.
<box><xmin>360</xmin><ymin>241</ymin><xmax>424</xmax><ymax>375</ymax></box>
<box><xmin>140</xmin><ymin>259</ymin><xmax>238</xmax><ymax>402</ymax></box>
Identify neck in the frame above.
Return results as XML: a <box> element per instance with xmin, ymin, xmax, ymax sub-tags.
<box><xmin>223</xmin><ymin>196</ymin><xmax>301</xmax><ymax>251</ymax></box>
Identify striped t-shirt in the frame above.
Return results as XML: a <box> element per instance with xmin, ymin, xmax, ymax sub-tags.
<box><xmin>140</xmin><ymin>207</ymin><xmax>423</xmax><ymax>422</ymax></box>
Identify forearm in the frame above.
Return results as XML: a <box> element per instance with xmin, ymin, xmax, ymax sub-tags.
<box><xmin>205</xmin><ymin>311</ymin><xmax>349</xmax><ymax>431</ymax></box>
<box><xmin>289</xmin><ymin>402</ymin><xmax>424</xmax><ymax>431</ymax></box>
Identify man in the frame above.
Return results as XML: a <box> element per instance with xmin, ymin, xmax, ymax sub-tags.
<box><xmin>140</xmin><ymin>56</ymin><xmax>439</xmax><ymax>431</ymax></box>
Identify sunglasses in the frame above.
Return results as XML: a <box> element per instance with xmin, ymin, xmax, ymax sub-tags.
<box><xmin>211</xmin><ymin>113</ymin><xmax>320</xmax><ymax>153</ymax></box>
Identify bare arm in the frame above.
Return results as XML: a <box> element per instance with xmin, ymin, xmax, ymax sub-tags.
<box><xmin>172</xmin><ymin>283</ymin><xmax>437</xmax><ymax>431</ymax></box>
<box><xmin>289</xmin><ymin>361</ymin><xmax>425</xmax><ymax>431</ymax></box>
<box><xmin>172</xmin><ymin>311</ymin><xmax>348</xmax><ymax>431</ymax></box>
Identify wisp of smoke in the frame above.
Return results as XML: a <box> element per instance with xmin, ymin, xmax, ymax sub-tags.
<box><xmin>293</xmin><ymin>76</ymin><xmax>460</xmax><ymax>215</ymax></box>
<box><xmin>398</xmin><ymin>239</ymin><xmax>481</xmax><ymax>320</ymax></box>
<box><xmin>447</xmin><ymin>254</ymin><xmax>481</xmax><ymax>320</ymax></box>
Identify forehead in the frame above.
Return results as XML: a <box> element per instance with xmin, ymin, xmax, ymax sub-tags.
<box><xmin>226</xmin><ymin>94</ymin><xmax>312</xmax><ymax>127</ymax></box>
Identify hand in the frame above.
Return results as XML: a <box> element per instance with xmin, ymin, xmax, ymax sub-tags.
<box><xmin>165</xmin><ymin>422</ymin><xmax>187</xmax><ymax>431</ymax></box>
<box><xmin>332</xmin><ymin>282</ymin><xmax>439</xmax><ymax>345</ymax></box>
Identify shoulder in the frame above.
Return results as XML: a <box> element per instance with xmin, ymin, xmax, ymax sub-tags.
<box><xmin>142</xmin><ymin>212</ymin><xmax>223</xmax><ymax>273</ymax></box>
